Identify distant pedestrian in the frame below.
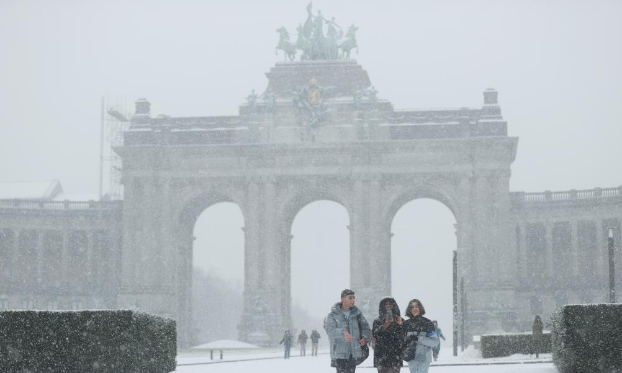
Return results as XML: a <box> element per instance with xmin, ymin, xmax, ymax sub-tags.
<box><xmin>532</xmin><ymin>315</ymin><xmax>544</xmax><ymax>358</ymax></box>
<box><xmin>279</xmin><ymin>329</ymin><xmax>293</xmax><ymax>359</ymax></box>
<box><xmin>372</xmin><ymin>297</ymin><xmax>404</xmax><ymax>373</ymax></box>
<box><xmin>310</xmin><ymin>329</ymin><xmax>321</xmax><ymax>356</ymax></box>
<box><xmin>431</xmin><ymin>320</ymin><xmax>446</xmax><ymax>361</ymax></box>
<box><xmin>298</xmin><ymin>329</ymin><xmax>309</xmax><ymax>356</ymax></box>
<box><xmin>402</xmin><ymin>299</ymin><xmax>439</xmax><ymax>373</ymax></box>
<box><xmin>326</xmin><ymin>288</ymin><xmax>371</xmax><ymax>373</ymax></box>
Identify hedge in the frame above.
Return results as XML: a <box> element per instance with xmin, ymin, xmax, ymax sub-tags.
<box><xmin>0</xmin><ymin>310</ymin><xmax>176</xmax><ymax>373</ymax></box>
<box><xmin>481</xmin><ymin>332</ymin><xmax>551</xmax><ymax>358</ymax></box>
<box><xmin>551</xmin><ymin>304</ymin><xmax>622</xmax><ymax>373</ymax></box>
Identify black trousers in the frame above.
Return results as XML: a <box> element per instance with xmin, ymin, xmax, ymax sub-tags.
<box><xmin>335</xmin><ymin>356</ymin><xmax>357</xmax><ymax>373</ymax></box>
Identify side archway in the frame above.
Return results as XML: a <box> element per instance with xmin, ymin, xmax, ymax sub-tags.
<box><xmin>171</xmin><ymin>186</ymin><xmax>247</xmax><ymax>347</ymax></box>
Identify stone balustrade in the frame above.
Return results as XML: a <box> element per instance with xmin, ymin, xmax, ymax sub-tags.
<box><xmin>0</xmin><ymin>200</ymin><xmax>121</xmax><ymax>210</ymax></box>
<box><xmin>511</xmin><ymin>186</ymin><xmax>622</xmax><ymax>207</ymax></box>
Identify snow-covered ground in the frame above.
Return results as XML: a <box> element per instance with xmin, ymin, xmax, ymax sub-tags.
<box><xmin>176</xmin><ymin>345</ymin><xmax>556</xmax><ymax>372</ymax></box>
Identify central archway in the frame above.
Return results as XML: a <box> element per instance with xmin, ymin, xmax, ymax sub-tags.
<box><xmin>390</xmin><ymin>198</ymin><xmax>457</xmax><ymax>352</ymax></box>
<box><xmin>290</xmin><ymin>200</ymin><xmax>350</xmax><ymax>334</ymax></box>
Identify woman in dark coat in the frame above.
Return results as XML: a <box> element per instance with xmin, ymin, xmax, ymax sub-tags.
<box><xmin>372</xmin><ymin>297</ymin><xmax>404</xmax><ymax>373</ymax></box>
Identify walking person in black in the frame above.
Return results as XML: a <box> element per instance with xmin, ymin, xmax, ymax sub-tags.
<box><xmin>372</xmin><ymin>297</ymin><xmax>404</xmax><ymax>373</ymax></box>
<box><xmin>310</xmin><ymin>329</ymin><xmax>321</xmax><ymax>356</ymax></box>
<box><xmin>298</xmin><ymin>329</ymin><xmax>309</xmax><ymax>356</ymax></box>
<box><xmin>279</xmin><ymin>329</ymin><xmax>293</xmax><ymax>359</ymax></box>
<box><xmin>532</xmin><ymin>315</ymin><xmax>544</xmax><ymax>358</ymax></box>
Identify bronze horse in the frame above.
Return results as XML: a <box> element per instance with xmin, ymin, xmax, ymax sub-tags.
<box><xmin>276</xmin><ymin>27</ymin><xmax>297</xmax><ymax>61</ymax></box>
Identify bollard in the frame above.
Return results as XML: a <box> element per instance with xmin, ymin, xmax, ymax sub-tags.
<box><xmin>210</xmin><ymin>350</ymin><xmax>213</xmax><ymax>360</ymax></box>
<box><xmin>220</xmin><ymin>350</ymin><xmax>223</xmax><ymax>360</ymax></box>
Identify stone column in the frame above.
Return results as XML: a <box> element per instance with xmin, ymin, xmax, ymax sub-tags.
<box><xmin>594</xmin><ymin>220</ymin><xmax>606</xmax><ymax>298</ymax></box>
<box><xmin>516</xmin><ymin>224</ymin><xmax>527</xmax><ymax>280</ymax></box>
<box><xmin>61</xmin><ymin>228</ymin><xmax>69</xmax><ymax>287</ymax></box>
<box><xmin>261</xmin><ymin>176</ymin><xmax>284</xmax><ymax>333</ymax></box>
<box><xmin>545</xmin><ymin>222</ymin><xmax>554</xmax><ymax>279</ymax></box>
<box><xmin>491</xmin><ymin>171</ymin><xmax>514</xmax><ymax>282</ymax></box>
<box><xmin>177</xmin><ymin>232</ymin><xmax>195</xmax><ymax>348</ymax></box>
<box><xmin>349</xmin><ymin>176</ymin><xmax>367</xmax><ymax>290</ymax></box>
<box><xmin>380</xmin><ymin>229</ymin><xmax>393</xmax><ymax>296</ymax></box>
<box><xmin>160</xmin><ymin>178</ymin><xmax>174</xmax><ymax>290</ymax></box>
<box><xmin>36</xmin><ymin>230</ymin><xmax>44</xmax><ymax>285</ymax></box>
<box><xmin>569</xmin><ymin>220</ymin><xmax>580</xmax><ymax>303</ymax></box>
<box><xmin>471</xmin><ymin>172</ymin><xmax>491</xmax><ymax>282</ymax></box>
<box><xmin>245</xmin><ymin>178</ymin><xmax>262</xmax><ymax>293</ymax></box>
<box><xmin>281</xmin><ymin>232</ymin><xmax>294</xmax><ymax>330</ymax></box>
<box><xmin>570</xmin><ymin>221</ymin><xmax>580</xmax><ymax>277</ymax></box>
<box><xmin>86</xmin><ymin>230</ymin><xmax>94</xmax><ymax>288</ymax></box>
<box><xmin>457</xmin><ymin>178</ymin><xmax>474</xmax><ymax>283</ymax></box>
<box><xmin>143</xmin><ymin>177</ymin><xmax>157</xmax><ymax>287</ymax></box>
<box><xmin>367</xmin><ymin>176</ymin><xmax>388</xmax><ymax>296</ymax></box>
<box><xmin>120</xmin><ymin>177</ymin><xmax>141</xmax><ymax>292</ymax></box>
<box><xmin>6</xmin><ymin>229</ymin><xmax>17</xmax><ymax>282</ymax></box>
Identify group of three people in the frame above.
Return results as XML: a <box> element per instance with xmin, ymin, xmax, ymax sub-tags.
<box><xmin>325</xmin><ymin>289</ymin><xmax>442</xmax><ymax>373</ymax></box>
<box><xmin>279</xmin><ymin>328</ymin><xmax>322</xmax><ymax>358</ymax></box>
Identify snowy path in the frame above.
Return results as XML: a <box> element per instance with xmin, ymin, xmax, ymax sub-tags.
<box><xmin>175</xmin><ymin>347</ymin><xmax>557</xmax><ymax>373</ymax></box>
<box><xmin>176</xmin><ymin>356</ymin><xmax>556</xmax><ymax>373</ymax></box>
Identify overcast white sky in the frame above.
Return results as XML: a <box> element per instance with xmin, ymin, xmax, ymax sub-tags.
<box><xmin>1</xmin><ymin>0</ymin><xmax>621</xmax><ymax>344</ymax></box>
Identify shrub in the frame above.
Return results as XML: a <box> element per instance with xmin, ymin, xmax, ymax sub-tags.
<box><xmin>0</xmin><ymin>310</ymin><xmax>176</xmax><ymax>373</ymax></box>
<box><xmin>481</xmin><ymin>332</ymin><xmax>551</xmax><ymax>358</ymax></box>
<box><xmin>551</xmin><ymin>304</ymin><xmax>622</xmax><ymax>373</ymax></box>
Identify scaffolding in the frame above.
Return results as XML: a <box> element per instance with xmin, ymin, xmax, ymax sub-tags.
<box><xmin>99</xmin><ymin>96</ymin><xmax>130</xmax><ymax>201</ymax></box>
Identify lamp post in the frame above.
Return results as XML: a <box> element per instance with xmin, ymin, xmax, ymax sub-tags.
<box><xmin>608</xmin><ymin>228</ymin><xmax>615</xmax><ymax>303</ymax></box>
<box><xmin>460</xmin><ymin>278</ymin><xmax>466</xmax><ymax>352</ymax></box>
<box><xmin>453</xmin><ymin>250</ymin><xmax>458</xmax><ymax>356</ymax></box>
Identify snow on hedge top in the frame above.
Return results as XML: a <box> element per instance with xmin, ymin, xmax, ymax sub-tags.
<box><xmin>191</xmin><ymin>340</ymin><xmax>260</xmax><ymax>349</ymax></box>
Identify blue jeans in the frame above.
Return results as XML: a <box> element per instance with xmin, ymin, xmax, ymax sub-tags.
<box><xmin>407</xmin><ymin>359</ymin><xmax>430</xmax><ymax>373</ymax></box>
<box><xmin>284</xmin><ymin>345</ymin><xmax>291</xmax><ymax>359</ymax></box>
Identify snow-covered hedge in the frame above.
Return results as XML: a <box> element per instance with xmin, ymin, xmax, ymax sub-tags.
<box><xmin>0</xmin><ymin>310</ymin><xmax>176</xmax><ymax>373</ymax></box>
<box><xmin>551</xmin><ymin>304</ymin><xmax>622</xmax><ymax>373</ymax></box>
<box><xmin>480</xmin><ymin>332</ymin><xmax>551</xmax><ymax>358</ymax></box>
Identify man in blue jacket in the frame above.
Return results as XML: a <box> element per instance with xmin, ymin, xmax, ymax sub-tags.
<box><xmin>325</xmin><ymin>289</ymin><xmax>371</xmax><ymax>373</ymax></box>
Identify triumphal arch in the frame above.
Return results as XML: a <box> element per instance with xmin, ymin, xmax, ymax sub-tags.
<box><xmin>1</xmin><ymin>5</ymin><xmax>620</xmax><ymax>351</ymax></box>
<box><xmin>114</xmin><ymin>5</ymin><xmax>517</xmax><ymax>347</ymax></box>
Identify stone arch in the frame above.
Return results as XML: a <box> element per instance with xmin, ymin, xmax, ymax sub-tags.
<box><xmin>278</xmin><ymin>184</ymin><xmax>353</xmax><ymax>234</ymax></box>
<box><xmin>173</xmin><ymin>185</ymin><xmax>247</xmax><ymax>234</ymax></box>
<box><xmin>382</xmin><ymin>182</ymin><xmax>463</xmax><ymax>228</ymax></box>
<box><xmin>270</xmin><ymin>183</ymin><xmax>353</xmax><ymax>331</ymax></box>
<box><xmin>170</xmin><ymin>184</ymin><xmax>247</xmax><ymax>347</ymax></box>
<box><xmin>380</xmin><ymin>181</ymin><xmax>467</xmax><ymax>349</ymax></box>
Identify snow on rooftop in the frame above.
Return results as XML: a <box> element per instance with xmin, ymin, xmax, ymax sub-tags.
<box><xmin>0</xmin><ymin>180</ymin><xmax>62</xmax><ymax>200</ymax></box>
<box><xmin>52</xmin><ymin>192</ymin><xmax>100</xmax><ymax>202</ymax></box>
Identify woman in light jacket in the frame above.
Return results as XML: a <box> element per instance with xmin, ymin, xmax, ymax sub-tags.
<box><xmin>402</xmin><ymin>299</ymin><xmax>439</xmax><ymax>373</ymax></box>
